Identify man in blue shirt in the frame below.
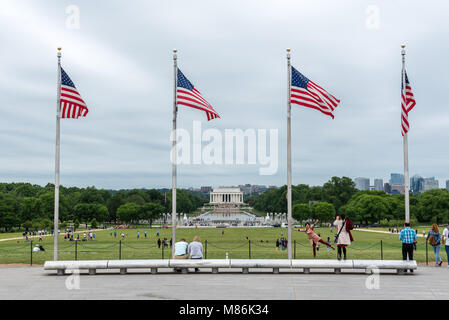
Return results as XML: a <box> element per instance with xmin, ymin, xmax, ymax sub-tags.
<box><xmin>399</xmin><ymin>222</ymin><xmax>417</xmax><ymax>273</ymax></box>
<box><xmin>173</xmin><ymin>238</ymin><xmax>189</xmax><ymax>273</ymax></box>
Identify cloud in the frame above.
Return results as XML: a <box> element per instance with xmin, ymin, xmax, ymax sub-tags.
<box><xmin>0</xmin><ymin>0</ymin><xmax>448</xmax><ymax>189</ymax></box>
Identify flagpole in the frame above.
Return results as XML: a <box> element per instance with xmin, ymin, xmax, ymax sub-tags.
<box><xmin>172</xmin><ymin>49</ymin><xmax>178</xmax><ymax>257</ymax></box>
<box><xmin>286</xmin><ymin>48</ymin><xmax>293</xmax><ymax>260</ymax></box>
<box><xmin>54</xmin><ymin>47</ymin><xmax>62</xmax><ymax>261</ymax></box>
<box><xmin>401</xmin><ymin>44</ymin><xmax>410</xmax><ymax>223</ymax></box>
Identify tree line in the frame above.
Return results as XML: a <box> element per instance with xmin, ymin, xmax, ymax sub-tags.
<box><xmin>0</xmin><ymin>183</ymin><xmax>208</xmax><ymax>232</ymax></box>
<box><xmin>246</xmin><ymin>176</ymin><xmax>449</xmax><ymax>225</ymax></box>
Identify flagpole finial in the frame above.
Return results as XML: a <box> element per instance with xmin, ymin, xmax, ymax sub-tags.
<box><xmin>286</xmin><ymin>48</ymin><xmax>291</xmax><ymax>52</ymax></box>
<box><xmin>57</xmin><ymin>47</ymin><xmax>61</xmax><ymax>58</ymax></box>
<box><xmin>401</xmin><ymin>44</ymin><xmax>405</xmax><ymax>48</ymax></box>
<box><xmin>173</xmin><ymin>49</ymin><xmax>177</xmax><ymax>53</ymax></box>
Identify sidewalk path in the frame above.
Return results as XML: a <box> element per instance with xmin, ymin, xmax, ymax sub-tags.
<box><xmin>356</xmin><ymin>228</ymin><xmax>426</xmax><ymax>238</ymax></box>
<box><xmin>1</xmin><ymin>265</ymin><xmax>449</xmax><ymax>300</ymax></box>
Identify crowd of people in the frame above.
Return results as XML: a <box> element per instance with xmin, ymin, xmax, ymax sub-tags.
<box><xmin>20</xmin><ymin>218</ymin><xmax>449</xmax><ymax>268</ymax></box>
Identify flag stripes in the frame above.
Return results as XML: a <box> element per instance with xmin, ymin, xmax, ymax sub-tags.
<box><xmin>59</xmin><ymin>67</ymin><xmax>88</xmax><ymax>119</ymax></box>
<box><xmin>401</xmin><ymin>72</ymin><xmax>416</xmax><ymax>136</ymax></box>
<box><xmin>290</xmin><ymin>66</ymin><xmax>340</xmax><ymax>119</ymax></box>
<box><xmin>176</xmin><ymin>68</ymin><xmax>220</xmax><ymax>121</ymax></box>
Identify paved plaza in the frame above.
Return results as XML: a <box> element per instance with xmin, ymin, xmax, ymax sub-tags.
<box><xmin>0</xmin><ymin>265</ymin><xmax>448</xmax><ymax>300</ymax></box>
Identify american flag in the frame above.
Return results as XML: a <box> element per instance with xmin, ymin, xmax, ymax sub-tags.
<box><xmin>401</xmin><ymin>71</ymin><xmax>416</xmax><ymax>136</ymax></box>
<box><xmin>59</xmin><ymin>67</ymin><xmax>88</xmax><ymax>119</ymax></box>
<box><xmin>176</xmin><ymin>68</ymin><xmax>220</xmax><ymax>121</ymax></box>
<box><xmin>290</xmin><ymin>66</ymin><xmax>340</xmax><ymax>119</ymax></box>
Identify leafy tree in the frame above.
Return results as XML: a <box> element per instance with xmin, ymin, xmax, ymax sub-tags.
<box><xmin>416</xmin><ymin>189</ymin><xmax>449</xmax><ymax>223</ymax></box>
<box><xmin>90</xmin><ymin>218</ymin><xmax>98</xmax><ymax>228</ymax></box>
<box><xmin>321</xmin><ymin>176</ymin><xmax>357</xmax><ymax>211</ymax></box>
<box><xmin>19</xmin><ymin>197</ymin><xmax>41</xmax><ymax>222</ymax></box>
<box><xmin>40</xmin><ymin>218</ymin><xmax>52</xmax><ymax>229</ymax></box>
<box><xmin>22</xmin><ymin>220</ymin><xmax>33</xmax><ymax>231</ymax></box>
<box><xmin>117</xmin><ymin>203</ymin><xmax>141</xmax><ymax>223</ymax></box>
<box><xmin>73</xmin><ymin>203</ymin><xmax>108</xmax><ymax>227</ymax></box>
<box><xmin>140</xmin><ymin>203</ymin><xmax>164</xmax><ymax>227</ymax></box>
<box><xmin>0</xmin><ymin>194</ymin><xmax>19</xmax><ymax>231</ymax></box>
<box><xmin>292</xmin><ymin>203</ymin><xmax>311</xmax><ymax>221</ymax></box>
<box><xmin>79</xmin><ymin>187</ymin><xmax>107</xmax><ymax>205</ymax></box>
<box><xmin>346</xmin><ymin>193</ymin><xmax>389</xmax><ymax>225</ymax></box>
<box><xmin>13</xmin><ymin>183</ymin><xmax>38</xmax><ymax>197</ymax></box>
<box><xmin>74</xmin><ymin>219</ymin><xmax>80</xmax><ymax>231</ymax></box>
<box><xmin>38</xmin><ymin>192</ymin><xmax>69</xmax><ymax>221</ymax></box>
<box><xmin>107</xmin><ymin>191</ymin><xmax>126</xmax><ymax>222</ymax></box>
<box><xmin>312</xmin><ymin>202</ymin><xmax>335</xmax><ymax>222</ymax></box>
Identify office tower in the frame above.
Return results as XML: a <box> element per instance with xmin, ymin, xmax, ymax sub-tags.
<box><xmin>423</xmin><ymin>177</ymin><xmax>439</xmax><ymax>192</ymax></box>
<box><xmin>391</xmin><ymin>184</ymin><xmax>405</xmax><ymax>194</ymax></box>
<box><xmin>354</xmin><ymin>177</ymin><xmax>370</xmax><ymax>190</ymax></box>
<box><xmin>389</xmin><ymin>173</ymin><xmax>405</xmax><ymax>185</ymax></box>
<box><xmin>410</xmin><ymin>175</ymin><xmax>424</xmax><ymax>194</ymax></box>
<box><xmin>374</xmin><ymin>179</ymin><xmax>383</xmax><ymax>191</ymax></box>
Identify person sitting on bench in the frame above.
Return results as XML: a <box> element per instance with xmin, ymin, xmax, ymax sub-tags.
<box><xmin>173</xmin><ymin>238</ymin><xmax>189</xmax><ymax>272</ymax></box>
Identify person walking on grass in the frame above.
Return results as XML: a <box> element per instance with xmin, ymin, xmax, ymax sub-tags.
<box><xmin>427</xmin><ymin>224</ymin><xmax>443</xmax><ymax>267</ymax></box>
<box><xmin>188</xmin><ymin>236</ymin><xmax>203</xmax><ymax>272</ymax></box>
<box><xmin>442</xmin><ymin>221</ymin><xmax>449</xmax><ymax>268</ymax></box>
<box><xmin>333</xmin><ymin>214</ymin><xmax>353</xmax><ymax>260</ymax></box>
<box><xmin>399</xmin><ymin>222</ymin><xmax>417</xmax><ymax>273</ymax></box>
<box><xmin>296</xmin><ymin>219</ymin><xmax>335</xmax><ymax>259</ymax></box>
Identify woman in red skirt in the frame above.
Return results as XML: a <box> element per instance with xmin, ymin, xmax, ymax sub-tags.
<box><xmin>297</xmin><ymin>219</ymin><xmax>335</xmax><ymax>258</ymax></box>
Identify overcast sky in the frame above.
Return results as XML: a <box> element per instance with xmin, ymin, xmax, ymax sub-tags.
<box><xmin>0</xmin><ymin>0</ymin><xmax>448</xmax><ymax>190</ymax></box>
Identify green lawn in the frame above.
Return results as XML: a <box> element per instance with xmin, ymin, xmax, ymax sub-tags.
<box><xmin>0</xmin><ymin>232</ymin><xmax>24</xmax><ymax>240</ymax></box>
<box><xmin>0</xmin><ymin>227</ymin><xmax>445</xmax><ymax>265</ymax></box>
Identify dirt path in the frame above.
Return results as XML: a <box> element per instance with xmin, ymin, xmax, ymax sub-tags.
<box><xmin>356</xmin><ymin>228</ymin><xmax>426</xmax><ymax>238</ymax></box>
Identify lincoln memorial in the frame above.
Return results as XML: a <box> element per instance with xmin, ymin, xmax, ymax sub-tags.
<box><xmin>209</xmin><ymin>187</ymin><xmax>243</xmax><ymax>204</ymax></box>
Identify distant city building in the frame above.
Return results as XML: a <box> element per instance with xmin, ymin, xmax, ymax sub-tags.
<box><xmin>423</xmin><ymin>177</ymin><xmax>439</xmax><ymax>192</ymax></box>
<box><xmin>200</xmin><ymin>186</ymin><xmax>213</xmax><ymax>193</ymax></box>
<box><xmin>410</xmin><ymin>175</ymin><xmax>424</xmax><ymax>194</ymax></box>
<box><xmin>390</xmin><ymin>173</ymin><xmax>404</xmax><ymax>185</ymax></box>
<box><xmin>374</xmin><ymin>179</ymin><xmax>383</xmax><ymax>191</ymax></box>
<box><xmin>446</xmin><ymin>180</ymin><xmax>449</xmax><ymax>191</ymax></box>
<box><xmin>390</xmin><ymin>184</ymin><xmax>405</xmax><ymax>194</ymax></box>
<box><xmin>237</xmin><ymin>184</ymin><xmax>268</xmax><ymax>195</ymax></box>
<box><xmin>354</xmin><ymin>177</ymin><xmax>370</xmax><ymax>190</ymax></box>
<box><xmin>384</xmin><ymin>182</ymin><xmax>391</xmax><ymax>194</ymax></box>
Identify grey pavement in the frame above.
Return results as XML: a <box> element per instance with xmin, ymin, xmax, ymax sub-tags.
<box><xmin>0</xmin><ymin>266</ymin><xmax>448</xmax><ymax>300</ymax></box>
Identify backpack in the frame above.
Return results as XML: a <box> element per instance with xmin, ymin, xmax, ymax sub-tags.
<box><xmin>346</xmin><ymin>219</ymin><xmax>354</xmax><ymax>231</ymax></box>
<box><xmin>429</xmin><ymin>232</ymin><xmax>440</xmax><ymax>246</ymax></box>
<box><xmin>429</xmin><ymin>235</ymin><xmax>436</xmax><ymax>246</ymax></box>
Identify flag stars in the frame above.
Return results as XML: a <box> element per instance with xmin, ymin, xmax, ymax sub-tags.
<box><xmin>60</xmin><ymin>67</ymin><xmax>76</xmax><ymax>88</ymax></box>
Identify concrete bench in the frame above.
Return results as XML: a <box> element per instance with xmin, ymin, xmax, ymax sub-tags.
<box><xmin>44</xmin><ymin>260</ymin><xmax>109</xmax><ymax>275</ymax></box>
<box><xmin>108</xmin><ymin>259</ymin><xmax>169</xmax><ymax>274</ymax></box>
<box><xmin>44</xmin><ymin>259</ymin><xmax>417</xmax><ymax>275</ymax></box>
